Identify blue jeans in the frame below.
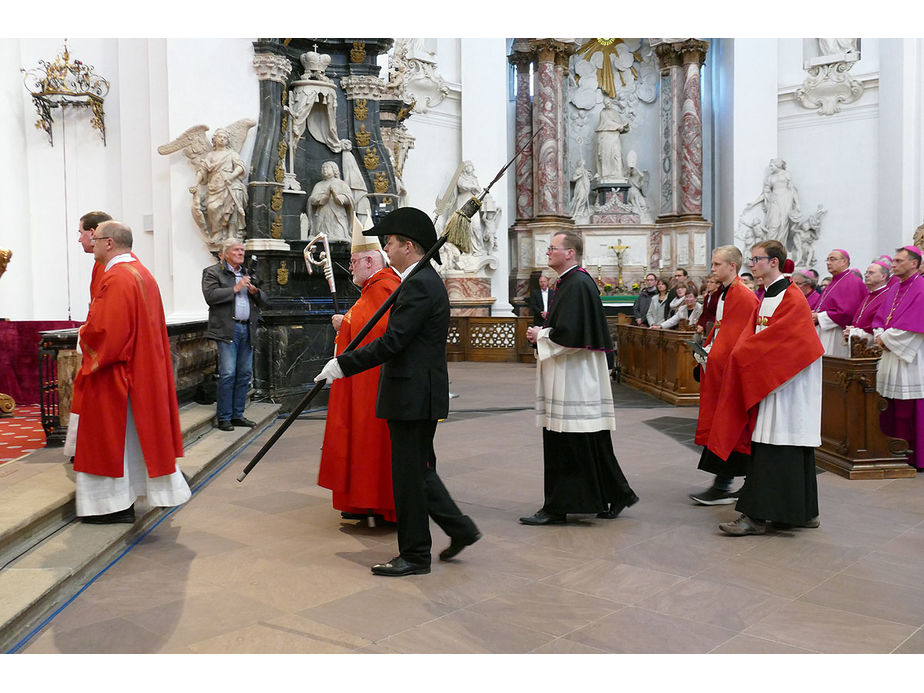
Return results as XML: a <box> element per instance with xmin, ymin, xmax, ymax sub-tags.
<box><xmin>217</xmin><ymin>322</ymin><xmax>253</xmax><ymax>422</ymax></box>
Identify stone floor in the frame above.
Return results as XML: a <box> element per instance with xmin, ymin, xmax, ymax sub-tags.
<box><xmin>16</xmin><ymin>362</ymin><xmax>924</xmax><ymax>659</ymax></box>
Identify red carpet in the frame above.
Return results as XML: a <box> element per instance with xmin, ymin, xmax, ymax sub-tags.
<box><xmin>0</xmin><ymin>405</ymin><xmax>46</xmax><ymax>466</ymax></box>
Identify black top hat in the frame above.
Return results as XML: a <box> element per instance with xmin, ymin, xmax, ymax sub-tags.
<box><xmin>362</xmin><ymin>207</ymin><xmax>441</xmax><ymax>264</ymax></box>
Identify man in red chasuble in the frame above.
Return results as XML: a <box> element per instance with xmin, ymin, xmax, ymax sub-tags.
<box><xmin>74</xmin><ymin>221</ymin><xmax>190</xmax><ymax>523</ymax></box>
<box><xmin>318</xmin><ymin>218</ymin><xmax>401</xmax><ymax>524</ymax></box>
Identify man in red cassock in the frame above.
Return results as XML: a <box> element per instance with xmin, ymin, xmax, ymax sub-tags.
<box><xmin>319</xmin><ymin>219</ymin><xmax>401</xmax><ymax>525</ymax></box>
<box><xmin>74</xmin><ymin>221</ymin><xmax>190</xmax><ymax>524</ymax></box>
<box><xmin>690</xmin><ymin>245</ymin><xmax>759</xmax><ymax>505</ymax></box>
<box><xmin>708</xmin><ymin>240</ymin><xmax>824</xmax><ymax>536</ymax></box>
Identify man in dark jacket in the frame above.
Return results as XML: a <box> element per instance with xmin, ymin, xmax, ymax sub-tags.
<box><xmin>633</xmin><ymin>272</ymin><xmax>658</xmax><ymax>325</ymax></box>
<box><xmin>526</xmin><ymin>274</ymin><xmax>553</xmax><ymax>326</ymax></box>
<box><xmin>316</xmin><ymin>207</ymin><xmax>480</xmax><ymax>577</ymax></box>
<box><xmin>201</xmin><ymin>240</ymin><xmax>267</xmax><ymax>432</ymax></box>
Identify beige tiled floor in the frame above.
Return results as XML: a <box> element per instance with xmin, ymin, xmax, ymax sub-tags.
<box><xmin>18</xmin><ymin>362</ymin><xmax>924</xmax><ymax>654</ymax></box>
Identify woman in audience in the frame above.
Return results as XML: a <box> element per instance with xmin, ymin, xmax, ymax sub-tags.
<box><xmin>697</xmin><ymin>274</ymin><xmax>720</xmax><ymax>336</ymax></box>
<box><xmin>653</xmin><ymin>287</ymin><xmax>702</xmax><ymax>329</ymax></box>
<box><xmin>646</xmin><ymin>278</ymin><xmax>671</xmax><ymax>326</ymax></box>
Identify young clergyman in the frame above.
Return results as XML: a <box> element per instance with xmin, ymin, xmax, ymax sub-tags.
<box><xmin>707</xmin><ymin>240</ymin><xmax>824</xmax><ymax>535</ymax></box>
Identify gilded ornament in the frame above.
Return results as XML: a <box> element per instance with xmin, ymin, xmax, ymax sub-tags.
<box><xmin>350</xmin><ymin>41</ymin><xmax>366</xmax><ymax>63</ymax></box>
<box><xmin>355</xmin><ymin>124</ymin><xmax>371</xmax><ymax>147</ymax></box>
<box><xmin>373</xmin><ymin>171</ymin><xmax>389</xmax><ymax>193</ymax></box>
<box><xmin>363</xmin><ymin>146</ymin><xmax>380</xmax><ymax>170</ymax></box>
<box><xmin>277</xmin><ymin>139</ymin><xmax>288</xmax><ymax>159</ymax></box>
<box><xmin>271</xmin><ymin>215</ymin><xmax>283</xmax><ymax>238</ymax></box>
<box><xmin>271</xmin><ymin>187</ymin><xmax>284</xmax><ymax>212</ymax></box>
<box><xmin>22</xmin><ymin>41</ymin><xmax>111</xmax><ymax>146</ymax></box>
<box><xmin>0</xmin><ymin>249</ymin><xmax>11</xmax><ymax>279</ymax></box>
<box><xmin>274</xmin><ymin>159</ymin><xmax>285</xmax><ymax>183</ymax></box>
<box><xmin>354</xmin><ymin>99</ymin><xmax>369</xmax><ymax>121</ymax></box>
<box><xmin>277</xmin><ymin>260</ymin><xmax>289</xmax><ymax>285</ymax></box>
<box><xmin>577</xmin><ymin>38</ymin><xmax>640</xmax><ymax>98</ymax></box>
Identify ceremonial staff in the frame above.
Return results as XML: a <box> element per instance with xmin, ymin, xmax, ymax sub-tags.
<box><xmin>237</xmin><ymin>130</ymin><xmax>540</xmax><ymax>482</ymax></box>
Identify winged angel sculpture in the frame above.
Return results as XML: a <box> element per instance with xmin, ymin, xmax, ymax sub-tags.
<box><xmin>158</xmin><ymin>119</ymin><xmax>256</xmax><ymax>248</ymax></box>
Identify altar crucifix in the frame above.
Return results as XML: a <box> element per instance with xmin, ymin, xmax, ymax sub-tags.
<box><xmin>609</xmin><ymin>238</ymin><xmax>630</xmax><ymax>291</ymax></box>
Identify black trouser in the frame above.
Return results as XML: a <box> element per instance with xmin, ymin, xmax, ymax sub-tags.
<box><xmin>387</xmin><ymin>419</ymin><xmax>478</xmax><ymax>565</ymax></box>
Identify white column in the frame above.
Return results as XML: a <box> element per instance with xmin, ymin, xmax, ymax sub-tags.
<box><xmin>712</xmin><ymin>38</ymin><xmax>779</xmax><ymax>248</ymax></box>
<box><xmin>878</xmin><ymin>38</ymin><xmax>924</xmax><ymax>247</ymax></box>
<box><xmin>460</xmin><ymin>38</ymin><xmax>513</xmax><ymax>316</ymax></box>
<box><xmin>0</xmin><ymin>39</ymin><xmax>35</xmax><ymax>320</ymax></box>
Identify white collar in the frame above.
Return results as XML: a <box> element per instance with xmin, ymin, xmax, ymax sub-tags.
<box><xmin>397</xmin><ymin>261</ymin><xmax>419</xmax><ymax>282</ymax></box>
<box><xmin>105</xmin><ymin>253</ymin><xmax>134</xmax><ymax>272</ymax></box>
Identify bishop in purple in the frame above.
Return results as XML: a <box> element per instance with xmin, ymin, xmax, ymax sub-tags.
<box><xmin>812</xmin><ymin>248</ymin><xmax>867</xmax><ymax>356</ymax></box>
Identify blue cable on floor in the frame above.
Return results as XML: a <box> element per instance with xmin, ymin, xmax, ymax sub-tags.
<box><xmin>6</xmin><ymin>410</ymin><xmax>320</xmax><ymax>654</ymax></box>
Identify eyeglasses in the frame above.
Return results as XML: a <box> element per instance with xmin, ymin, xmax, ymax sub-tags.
<box><xmin>90</xmin><ymin>236</ymin><xmax>111</xmax><ymax>244</ymax></box>
<box><xmin>348</xmin><ymin>257</ymin><xmax>370</xmax><ymax>267</ymax></box>
<box><xmin>747</xmin><ymin>256</ymin><xmax>770</xmax><ymax>264</ymax></box>
<box><xmin>547</xmin><ymin>246</ymin><xmax>568</xmax><ymax>253</ymax></box>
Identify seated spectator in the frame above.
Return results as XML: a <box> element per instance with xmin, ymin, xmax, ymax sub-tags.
<box><xmin>667</xmin><ymin>283</ymin><xmax>689</xmax><ymax>316</ymax></box>
<box><xmin>646</xmin><ymin>278</ymin><xmax>671</xmax><ymax>326</ymax></box>
<box><xmin>652</xmin><ymin>288</ymin><xmax>702</xmax><ymax>329</ymax></box>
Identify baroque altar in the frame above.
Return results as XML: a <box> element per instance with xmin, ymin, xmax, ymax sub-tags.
<box><xmin>507</xmin><ymin>38</ymin><xmax>711</xmax><ymax>305</ymax></box>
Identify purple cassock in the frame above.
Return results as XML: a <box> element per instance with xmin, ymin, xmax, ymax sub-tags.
<box><xmin>816</xmin><ymin>269</ymin><xmax>867</xmax><ymax>326</ymax></box>
<box><xmin>851</xmin><ymin>285</ymin><xmax>889</xmax><ymax>332</ymax></box>
<box><xmin>872</xmin><ymin>271</ymin><xmax>924</xmax><ymax>470</ymax></box>
<box><xmin>805</xmin><ymin>290</ymin><xmax>821</xmax><ymax>310</ymax></box>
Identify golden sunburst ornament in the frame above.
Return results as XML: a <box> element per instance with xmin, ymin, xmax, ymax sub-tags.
<box><xmin>578</xmin><ymin>38</ymin><xmax>641</xmax><ymax>98</ymax></box>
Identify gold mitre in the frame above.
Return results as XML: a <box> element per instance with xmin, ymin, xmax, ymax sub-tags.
<box><xmin>351</xmin><ymin>214</ymin><xmax>381</xmax><ymax>253</ymax></box>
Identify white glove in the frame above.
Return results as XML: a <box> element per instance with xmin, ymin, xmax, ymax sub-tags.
<box><xmin>314</xmin><ymin>358</ymin><xmax>344</xmax><ymax>384</ymax></box>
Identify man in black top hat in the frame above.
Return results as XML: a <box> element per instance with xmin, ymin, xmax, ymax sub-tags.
<box><xmin>316</xmin><ymin>207</ymin><xmax>480</xmax><ymax>576</ymax></box>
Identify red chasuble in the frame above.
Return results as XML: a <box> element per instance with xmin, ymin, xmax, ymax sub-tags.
<box><xmin>72</xmin><ymin>256</ymin><xmax>137</xmax><ymax>416</ymax></box>
<box><xmin>694</xmin><ymin>278</ymin><xmax>759</xmax><ymax>447</ymax></box>
<box><xmin>707</xmin><ymin>282</ymin><xmax>824</xmax><ymax>460</ymax></box>
<box><xmin>73</xmin><ymin>259</ymin><xmax>184</xmax><ymax>478</ymax></box>
<box><xmin>318</xmin><ymin>268</ymin><xmax>401</xmax><ymax>520</ymax></box>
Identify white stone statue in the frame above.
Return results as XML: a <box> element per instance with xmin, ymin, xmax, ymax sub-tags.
<box><xmin>289</xmin><ymin>49</ymin><xmax>344</xmax><ymax>153</ymax></box>
<box><xmin>433</xmin><ymin>160</ymin><xmax>499</xmax><ymax>277</ymax></box>
<box><xmin>157</xmin><ymin>118</ymin><xmax>256</xmax><ymax>248</ymax></box>
<box><xmin>593</xmin><ymin>96</ymin><xmax>630</xmax><ymax>183</ymax></box>
<box><xmin>741</xmin><ymin>158</ymin><xmax>801</xmax><ymax>247</ymax></box>
<box><xmin>339</xmin><ymin>142</ymin><xmax>373</xmax><ymax>227</ymax></box>
<box><xmin>790</xmin><ymin>205</ymin><xmax>827</xmax><ymax>267</ymax></box>
<box><xmin>308</xmin><ymin>161</ymin><xmax>355</xmax><ymax>244</ymax></box>
<box><xmin>625</xmin><ymin>151</ymin><xmax>653</xmax><ymax>224</ymax></box>
<box><xmin>570</xmin><ymin>159</ymin><xmax>592</xmax><ymax>223</ymax></box>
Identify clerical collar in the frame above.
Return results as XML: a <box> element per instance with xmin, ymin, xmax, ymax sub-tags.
<box><xmin>557</xmin><ymin>264</ymin><xmax>578</xmax><ymax>279</ymax></box>
<box><xmin>720</xmin><ymin>279</ymin><xmax>735</xmax><ymax>299</ymax></box>
<box><xmin>762</xmin><ymin>275</ymin><xmax>789</xmax><ymax>298</ymax></box>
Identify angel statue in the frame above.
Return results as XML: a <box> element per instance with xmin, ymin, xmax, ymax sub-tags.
<box><xmin>157</xmin><ymin>118</ymin><xmax>256</xmax><ymax>248</ymax></box>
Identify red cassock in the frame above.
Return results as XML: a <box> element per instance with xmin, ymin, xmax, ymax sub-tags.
<box><xmin>318</xmin><ymin>268</ymin><xmax>401</xmax><ymax>521</ymax></box>
<box><xmin>73</xmin><ymin>259</ymin><xmax>184</xmax><ymax>478</ymax></box>
<box><xmin>707</xmin><ymin>282</ymin><xmax>824</xmax><ymax>460</ymax></box>
<box><xmin>695</xmin><ymin>278</ymin><xmax>759</xmax><ymax>449</ymax></box>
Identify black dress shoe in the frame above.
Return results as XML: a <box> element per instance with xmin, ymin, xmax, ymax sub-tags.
<box><xmin>439</xmin><ymin>531</ymin><xmax>482</xmax><ymax>561</ymax></box>
<box><xmin>81</xmin><ymin>504</ymin><xmax>135</xmax><ymax>525</ymax></box>
<box><xmin>519</xmin><ymin>509</ymin><xmax>566</xmax><ymax>525</ymax></box>
<box><xmin>217</xmin><ymin>420</ymin><xmax>234</xmax><ymax>431</ymax></box>
<box><xmin>596</xmin><ymin>492</ymin><xmax>640</xmax><ymax>519</ymax></box>
<box><xmin>231</xmin><ymin>417</ymin><xmax>256</xmax><ymax>427</ymax></box>
<box><xmin>371</xmin><ymin>556</ymin><xmax>431</xmax><ymax>576</ymax></box>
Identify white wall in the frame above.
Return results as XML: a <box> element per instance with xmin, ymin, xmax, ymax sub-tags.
<box><xmin>0</xmin><ymin>37</ymin><xmax>258</xmax><ymax>323</ymax></box>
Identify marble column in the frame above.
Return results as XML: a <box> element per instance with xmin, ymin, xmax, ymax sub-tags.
<box><xmin>508</xmin><ymin>49</ymin><xmax>534</xmax><ymax>221</ymax></box>
<box><xmin>531</xmin><ymin>40</ymin><xmax>575</xmax><ymax>218</ymax></box>
<box><xmin>678</xmin><ymin>40</ymin><xmax>708</xmax><ymax>218</ymax></box>
<box><xmin>655</xmin><ymin>42</ymin><xmax>683</xmax><ymax>219</ymax></box>
<box><xmin>249</xmin><ymin>43</ymin><xmax>293</xmax><ymax>244</ymax></box>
